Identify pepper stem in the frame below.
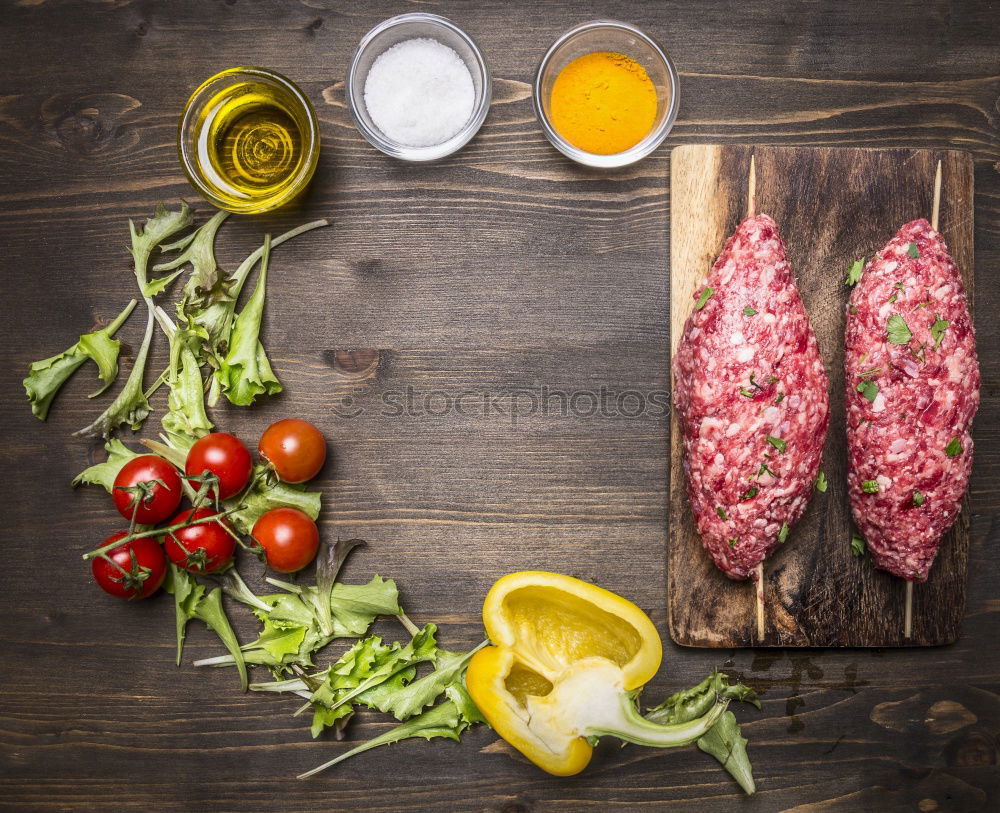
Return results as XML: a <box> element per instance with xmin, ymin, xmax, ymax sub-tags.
<box><xmin>586</xmin><ymin>693</ymin><xmax>729</xmax><ymax>748</ymax></box>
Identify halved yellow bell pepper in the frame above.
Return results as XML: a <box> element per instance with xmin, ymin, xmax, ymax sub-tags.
<box><xmin>466</xmin><ymin>571</ymin><xmax>729</xmax><ymax>776</ymax></box>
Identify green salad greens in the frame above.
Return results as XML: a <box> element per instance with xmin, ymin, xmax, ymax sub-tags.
<box><xmin>23</xmin><ymin>203</ymin><xmax>328</xmax><ymax>434</ymax></box>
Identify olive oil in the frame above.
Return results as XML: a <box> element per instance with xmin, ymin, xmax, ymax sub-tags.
<box><xmin>182</xmin><ymin>70</ymin><xmax>318</xmax><ymax>213</ymax></box>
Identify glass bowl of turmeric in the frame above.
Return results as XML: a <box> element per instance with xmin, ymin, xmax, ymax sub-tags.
<box><xmin>534</xmin><ymin>21</ymin><xmax>678</xmax><ymax>168</ymax></box>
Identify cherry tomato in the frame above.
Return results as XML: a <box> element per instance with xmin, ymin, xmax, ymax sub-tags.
<box><xmin>112</xmin><ymin>455</ymin><xmax>183</xmax><ymax>525</ymax></box>
<box><xmin>252</xmin><ymin>507</ymin><xmax>320</xmax><ymax>573</ymax></box>
<box><xmin>258</xmin><ymin>419</ymin><xmax>327</xmax><ymax>484</ymax></box>
<box><xmin>92</xmin><ymin>532</ymin><xmax>167</xmax><ymax>600</ymax></box>
<box><xmin>163</xmin><ymin>507</ymin><xmax>236</xmax><ymax>574</ymax></box>
<box><xmin>185</xmin><ymin>432</ymin><xmax>252</xmax><ymax>499</ymax></box>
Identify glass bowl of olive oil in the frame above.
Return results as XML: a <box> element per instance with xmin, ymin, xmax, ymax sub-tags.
<box><xmin>178</xmin><ymin>67</ymin><xmax>320</xmax><ymax>214</ymax></box>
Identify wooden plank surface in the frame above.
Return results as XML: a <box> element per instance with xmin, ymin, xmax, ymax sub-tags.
<box><xmin>0</xmin><ymin>1</ymin><xmax>999</xmax><ymax>811</ymax></box>
<box><xmin>668</xmin><ymin>144</ymin><xmax>975</xmax><ymax>648</ymax></box>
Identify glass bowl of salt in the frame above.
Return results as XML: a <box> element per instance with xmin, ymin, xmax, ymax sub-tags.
<box><xmin>347</xmin><ymin>13</ymin><xmax>492</xmax><ymax>162</ymax></box>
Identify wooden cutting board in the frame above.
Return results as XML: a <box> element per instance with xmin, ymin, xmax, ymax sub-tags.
<box><xmin>668</xmin><ymin>144</ymin><xmax>974</xmax><ymax>648</ymax></box>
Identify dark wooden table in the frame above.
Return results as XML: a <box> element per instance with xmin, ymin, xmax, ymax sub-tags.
<box><xmin>1</xmin><ymin>2</ymin><xmax>997</xmax><ymax>811</ymax></box>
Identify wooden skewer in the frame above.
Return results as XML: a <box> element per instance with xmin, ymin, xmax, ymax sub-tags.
<box><xmin>931</xmin><ymin>159</ymin><xmax>942</xmax><ymax>233</ymax></box>
<box><xmin>746</xmin><ymin>153</ymin><xmax>766</xmax><ymax>642</ymax></box>
<box><xmin>904</xmin><ymin>582</ymin><xmax>914</xmax><ymax>640</ymax></box>
<box><xmin>754</xmin><ymin>563</ymin><xmax>765</xmax><ymax>642</ymax></box>
<box><xmin>904</xmin><ymin>159</ymin><xmax>943</xmax><ymax>642</ymax></box>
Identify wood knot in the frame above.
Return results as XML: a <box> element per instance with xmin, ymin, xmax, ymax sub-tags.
<box><xmin>325</xmin><ymin>348</ymin><xmax>381</xmax><ymax>377</ymax></box>
<box><xmin>501</xmin><ymin>805</ymin><xmax>529</xmax><ymax>813</ymax></box>
<box><xmin>924</xmin><ymin>700</ymin><xmax>977</xmax><ymax>735</ymax></box>
<box><xmin>308</xmin><ymin>17</ymin><xmax>323</xmax><ymax>32</ymax></box>
<box><xmin>944</xmin><ymin>730</ymin><xmax>997</xmax><ymax>767</ymax></box>
<box><xmin>41</xmin><ymin>93</ymin><xmax>141</xmax><ymax>157</ymax></box>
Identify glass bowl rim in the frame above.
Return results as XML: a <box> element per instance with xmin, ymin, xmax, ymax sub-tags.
<box><xmin>177</xmin><ymin>66</ymin><xmax>321</xmax><ymax>214</ymax></box>
<box><xmin>533</xmin><ymin>19</ymin><xmax>680</xmax><ymax>169</ymax></box>
<box><xmin>346</xmin><ymin>12</ymin><xmax>492</xmax><ymax>162</ymax></box>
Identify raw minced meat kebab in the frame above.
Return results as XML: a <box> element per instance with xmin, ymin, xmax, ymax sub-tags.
<box><xmin>845</xmin><ymin>218</ymin><xmax>979</xmax><ymax>580</ymax></box>
<box><xmin>673</xmin><ymin>214</ymin><xmax>830</xmax><ymax>581</ymax></box>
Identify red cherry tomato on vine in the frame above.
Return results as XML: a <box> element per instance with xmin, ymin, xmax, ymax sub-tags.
<box><xmin>112</xmin><ymin>455</ymin><xmax>182</xmax><ymax>525</ymax></box>
<box><xmin>252</xmin><ymin>507</ymin><xmax>320</xmax><ymax>573</ymax></box>
<box><xmin>163</xmin><ymin>508</ymin><xmax>236</xmax><ymax>574</ymax></box>
<box><xmin>185</xmin><ymin>432</ymin><xmax>252</xmax><ymax>499</ymax></box>
<box><xmin>91</xmin><ymin>532</ymin><xmax>167</xmax><ymax>600</ymax></box>
<box><xmin>258</xmin><ymin>419</ymin><xmax>327</xmax><ymax>484</ymax></box>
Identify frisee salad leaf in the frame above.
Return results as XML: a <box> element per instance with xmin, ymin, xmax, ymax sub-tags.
<box><xmin>154</xmin><ymin>210</ymin><xmax>230</xmax><ymax>307</ymax></box>
<box><xmin>71</xmin><ymin>437</ymin><xmax>141</xmax><ymax>492</ymax></box>
<box><xmin>378</xmin><ymin>641</ymin><xmax>489</xmax><ymax>722</ymax></box>
<box><xmin>164</xmin><ymin>566</ymin><xmax>248</xmax><ymax>690</ymax></box>
<box><xmin>697</xmin><ymin>711</ymin><xmax>755</xmax><ymax>796</ymax></box>
<box><xmin>297</xmin><ymin>683</ymin><xmax>486</xmax><ymax>779</ymax></box>
<box><xmin>185</xmin><ymin>219</ymin><xmax>328</xmax><ymax>374</ymax></box>
<box><xmin>645</xmin><ymin>671</ymin><xmax>759</xmax><ymax>795</ymax></box>
<box><xmin>297</xmin><ymin>624</ymin><xmax>439</xmax><ymax>718</ymax></box>
<box><xmin>215</xmin><ymin>235</ymin><xmax>281</xmax><ymax>406</ymax></box>
<box><xmin>74</xmin><ymin>306</ymin><xmax>156</xmax><ymax>438</ymax></box>
<box><xmin>131</xmin><ymin>203</ymin><xmax>195</xmax><ymax>296</ymax></box>
<box><xmin>75</xmin><ymin>204</ymin><xmax>196</xmax><ymax>438</ymax></box>
<box><xmin>155</xmin><ymin>308</ymin><xmax>214</xmax><ymax>440</ymax></box>
<box><xmin>197</xmin><ymin>572</ymin><xmax>400</xmax><ymax>676</ymax></box>
<box><xmin>24</xmin><ymin>299</ymin><xmax>137</xmax><ymax>420</ymax></box>
<box><xmin>29</xmin><ymin>204</ymin><xmax>328</xmax><ymax>438</ymax></box>
<box><xmin>211</xmin><ymin>464</ymin><xmax>322</xmax><ymax>540</ymax></box>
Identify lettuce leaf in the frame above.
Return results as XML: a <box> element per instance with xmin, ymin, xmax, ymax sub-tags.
<box><xmin>215</xmin><ymin>235</ymin><xmax>281</xmax><ymax>406</ymax></box>
<box><xmin>179</xmin><ymin>219</ymin><xmax>327</xmax><ymax>380</ymax></box>
<box><xmin>697</xmin><ymin>711</ymin><xmax>755</xmax><ymax>795</ymax></box>
<box><xmin>297</xmin><ymin>682</ymin><xmax>484</xmax><ymax>779</ymax></box>
<box><xmin>378</xmin><ymin>642</ymin><xmax>489</xmax><ymax>722</ymax></box>
<box><xmin>24</xmin><ymin>299</ymin><xmax>136</xmax><ymax>419</ymax></box>
<box><xmin>76</xmin><ymin>205</ymin><xmax>194</xmax><ymax>437</ymax></box>
<box><xmin>195</xmin><ymin>575</ymin><xmax>399</xmax><ymax>676</ymax></box>
<box><xmin>304</xmin><ymin>636</ymin><xmax>418</xmax><ymax>737</ymax></box>
<box><xmin>131</xmin><ymin>203</ymin><xmax>194</xmax><ymax>297</ymax></box>
<box><xmin>299</xmin><ymin>625</ymin><xmax>438</xmax><ymax>724</ymax></box>
<box><xmin>71</xmin><ymin>438</ymin><xmax>142</xmax><ymax>492</ymax></box>
<box><xmin>165</xmin><ymin>565</ymin><xmax>247</xmax><ymax>690</ymax></box>
<box><xmin>645</xmin><ymin>671</ymin><xmax>759</xmax><ymax>795</ymax></box>
<box><xmin>154</xmin><ymin>210</ymin><xmax>229</xmax><ymax>307</ymax></box>
<box><xmin>222</xmin><ymin>463</ymin><xmax>321</xmax><ymax>536</ymax></box>
<box><xmin>163</xmin><ymin>563</ymin><xmax>205</xmax><ymax>665</ymax></box>
<box><xmin>74</xmin><ymin>306</ymin><xmax>156</xmax><ymax>438</ymax></box>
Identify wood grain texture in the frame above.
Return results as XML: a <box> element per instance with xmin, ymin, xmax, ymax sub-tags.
<box><xmin>669</xmin><ymin>145</ymin><xmax>975</xmax><ymax>648</ymax></box>
<box><xmin>0</xmin><ymin>1</ymin><xmax>998</xmax><ymax>811</ymax></box>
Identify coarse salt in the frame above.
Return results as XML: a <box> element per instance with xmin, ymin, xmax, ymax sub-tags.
<box><xmin>363</xmin><ymin>37</ymin><xmax>475</xmax><ymax>148</ymax></box>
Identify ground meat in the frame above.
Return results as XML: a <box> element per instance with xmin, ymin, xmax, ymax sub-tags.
<box><xmin>673</xmin><ymin>215</ymin><xmax>830</xmax><ymax>580</ymax></box>
<box><xmin>845</xmin><ymin>219</ymin><xmax>979</xmax><ymax>581</ymax></box>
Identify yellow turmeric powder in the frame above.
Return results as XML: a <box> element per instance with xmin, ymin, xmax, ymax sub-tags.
<box><xmin>550</xmin><ymin>52</ymin><xmax>657</xmax><ymax>155</ymax></box>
